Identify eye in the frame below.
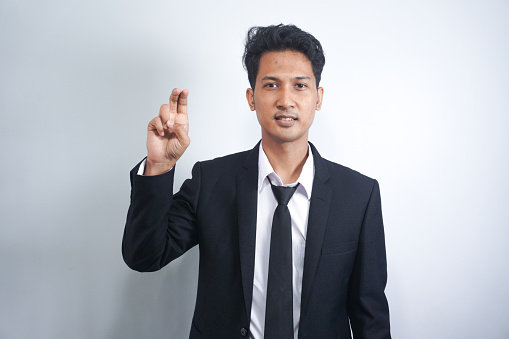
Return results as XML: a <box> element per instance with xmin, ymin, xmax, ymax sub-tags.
<box><xmin>264</xmin><ymin>82</ymin><xmax>278</xmax><ymax>88</ymax></box>
<box><xmin>295</xmin><ymin>83</ymin><xmax>307</xmax><ymax>89</ymax></box>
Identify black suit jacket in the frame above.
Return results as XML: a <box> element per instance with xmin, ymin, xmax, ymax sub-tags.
<box><xmin>123</xmin><ymin>142</ymin><xmax>391</xmax><ymax>338</ymax></box>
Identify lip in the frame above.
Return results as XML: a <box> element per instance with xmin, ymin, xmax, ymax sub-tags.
<box><xmin>274</xmin><ymin>113</ymin><xmax>298</xmax><ymax>127</ymax></box>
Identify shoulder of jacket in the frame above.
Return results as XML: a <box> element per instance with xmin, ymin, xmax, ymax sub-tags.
<box><xmin>194</xmin><ymin>149</ymin><xmax>252</xmax><ymax>175</ymax></box>
<box><xmin>321</xmin><ymin>158</ymin><xmax>376</xmax><ymax>189</ymax></box>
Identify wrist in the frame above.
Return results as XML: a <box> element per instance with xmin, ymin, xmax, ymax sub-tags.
<box><xmin>144</xmin><ymin>158</ymin><xmax>175</xmax><ymax>176</ymax></box>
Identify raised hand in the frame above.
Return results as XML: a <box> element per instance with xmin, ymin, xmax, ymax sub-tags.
<box><xmin>145</xmin><ymin>88</ymin><xmax>190</xmax><ymax>175</ymax></box>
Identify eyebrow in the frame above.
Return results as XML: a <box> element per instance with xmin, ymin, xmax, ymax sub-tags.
<box><xmin>260</xmin><ymin>76</ymin><xmax>312</xmax><ymax>82</ymax></box>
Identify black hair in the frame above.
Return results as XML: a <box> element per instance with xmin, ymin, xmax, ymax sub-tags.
<box><xmin>242</xmin><ymin>24</ymin><xmax>325</xmax><ymax>89</ymax></box>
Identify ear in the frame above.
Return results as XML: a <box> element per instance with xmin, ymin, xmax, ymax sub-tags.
<box><xmin>246</xmin><ymin>88</ymin><xmax>255</xmax><ymax>111</ymax></box>
<box><xmin>315</xmin><ymin>87</ymin><xmax>324</xmax><ymax>111</ymax></box>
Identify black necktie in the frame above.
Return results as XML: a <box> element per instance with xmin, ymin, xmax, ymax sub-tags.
<box><xmin>265</xmin><ymin>182</ymin><xmax>298</xmax><ymax>339</ymax></box>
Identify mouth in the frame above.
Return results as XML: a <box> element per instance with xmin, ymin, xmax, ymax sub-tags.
<box><xmin>274</xmin><ymin>113</ymin><xmax>298</xmax><ymax>127</ymax></box>
<box><xmin>274</xmin><ymin>113</ymin><xmax>298</xmax><ymax>121</ymax></box>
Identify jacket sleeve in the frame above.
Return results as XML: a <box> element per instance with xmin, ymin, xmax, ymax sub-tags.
<box><xmin>347</xmin><ymin>179</ymin><xmax>391</xmax><ymax>338</ymax></box>
<box><xmin>122</xmin><ymin>159</ymin><xmax>201</xmax><ymax>272</ymax></box>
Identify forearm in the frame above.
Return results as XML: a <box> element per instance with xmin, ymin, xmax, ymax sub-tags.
<box><xmin>122</xmin><ymin>161</ymin><xmax>198</xmax><ymax>272</ymax></box>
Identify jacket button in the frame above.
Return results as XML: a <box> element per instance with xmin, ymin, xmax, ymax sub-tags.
<box><xmin>240</xmin><ymin>328</ymin><xmax>248</xmax><ymax>336</ymax></box>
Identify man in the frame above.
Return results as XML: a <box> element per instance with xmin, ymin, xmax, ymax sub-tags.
<box><xmin>123</xmin><ymin>24</ymin><xmax>391</xmax><ymax>338</ymax></box>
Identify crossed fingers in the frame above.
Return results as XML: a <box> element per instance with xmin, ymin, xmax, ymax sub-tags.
<box><xmin>168</xmin><ymin>88</ymin><xmax>188</xmax><ymax>127</ymax></box>
<box><xmin>155</xmin><ymin>88</ymin><xmax>189</xmax><ymax>137</ymax></box>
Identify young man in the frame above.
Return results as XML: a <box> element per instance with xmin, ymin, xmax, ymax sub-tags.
<box><xmin>123</xmin><ymin>24</ymin><xmax>391</xmax><ymax>338</ymax></box>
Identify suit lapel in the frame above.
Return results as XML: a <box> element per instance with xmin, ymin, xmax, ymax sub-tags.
<box><xmin>300</xmin><ymin>143</ymin><xmax>332</xmax><ymax>318</ymax></box>
<box><xmin>237</xmin><ymin>142</ymin><xmax>260</xmax><ymax>321</ymax></box>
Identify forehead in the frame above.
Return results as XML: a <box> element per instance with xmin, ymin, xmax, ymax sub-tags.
<box><xmin>257</xmin><ymin>50</ymin><xmax>314</xmax><ymax>80</ymax></box>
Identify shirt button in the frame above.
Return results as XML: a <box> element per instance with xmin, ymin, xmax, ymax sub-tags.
<box><xmin>240</xmin><ymin>328</ymin><xmax>248</xmax><ymax>336</ymax></box>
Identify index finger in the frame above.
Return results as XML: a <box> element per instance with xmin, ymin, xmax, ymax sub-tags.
<box><xmin>177</xmin><ymin>89</ymin><xmax>189</xmax><ymax>115</ymax></box>
<box><xmin>169</xmin><ymin>88</ymin><xmax>182</xmax><ymax>114</ymax></box>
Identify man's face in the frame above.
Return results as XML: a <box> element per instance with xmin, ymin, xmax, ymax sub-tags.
<box><xmin>246</xmin><ymin>50</ymin><xmax>323</xmax><ymax>147</ymax></box>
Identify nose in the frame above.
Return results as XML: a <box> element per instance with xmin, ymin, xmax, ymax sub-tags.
<box><xmin>276</xmin><ymin>85</ymin><xmax>295</xmax><ymax>111</ymax></box>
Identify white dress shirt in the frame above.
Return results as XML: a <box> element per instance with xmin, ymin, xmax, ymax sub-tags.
<box><xmin>249</xmin><ymin>144</ymin><xmax>315</xmax><ymax>339</ymax></box>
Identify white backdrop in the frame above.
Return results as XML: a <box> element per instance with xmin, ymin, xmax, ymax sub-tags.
<box><xmin>1</xmin><ymin>1</ymin><xmax>508</xmax><ymax>338</ymax></box>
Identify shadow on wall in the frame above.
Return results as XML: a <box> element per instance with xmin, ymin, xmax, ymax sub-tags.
<box><xmin>107</xmin><ymin>247</ymin><xmax>199</xmax><ymax>339</ymax></box>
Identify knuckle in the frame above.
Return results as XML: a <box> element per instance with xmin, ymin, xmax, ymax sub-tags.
<box><xmin>154</xmin><ymin>117</ymin><xmax>164</xmax><ymax>128</ymax></box>
<box><xmin>159</xmin><ymin>104</ymin><xmax>169</xmax><ymax>113</ymax></box>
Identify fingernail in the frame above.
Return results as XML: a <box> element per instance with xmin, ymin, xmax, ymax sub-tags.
<box><xmin>160</xmin><ymin>131</ymin><xmax>164</xmax><ymax>136</ymax></box>
<box><xmin>168</xmin><ymin>120</ymin><xmax>174</xmax><ymax>127</ymax></box>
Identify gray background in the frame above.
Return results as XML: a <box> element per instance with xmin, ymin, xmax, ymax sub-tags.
<box><xmin>1</xmin><ymin>0</ymin><xmax>508</xmax><ymax>338</ymax></box>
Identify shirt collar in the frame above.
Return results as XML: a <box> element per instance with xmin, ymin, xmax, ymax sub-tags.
<box><xmin>257</xmin><ymin>143</ymin><xmax>315</xmax><ymax>200</ymax></box>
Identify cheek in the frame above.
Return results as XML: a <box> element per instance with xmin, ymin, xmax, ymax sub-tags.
<box><xmin>303</xmin><ymin>99</ymin><xmax>317</xmax><ymax>115</ymax></box>
<box><xmin>253</xmin><ymin>100</ymin><xmax>271</xmax><ymax>116</ymax></box>
<box><xmin>306</xmin><ymin>113</ymin><xmax>316</xmax><ymax>125</ymax></box>
<box><xmin>255</xmin><ymin>110</ymin><xmax>267</xmax><ymax>124</ymax></box>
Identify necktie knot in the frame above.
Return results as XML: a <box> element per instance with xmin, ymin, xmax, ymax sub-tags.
<box><xmin>270</xmin><ymin>182</ymin><xmax>298</xmax><ymax>206</ymax></box>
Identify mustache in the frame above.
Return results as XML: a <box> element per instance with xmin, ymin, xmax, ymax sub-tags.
<box><xmin>273</xmin><ymin>111</ymin><xmax>298</xmax><ymax>119</ymax></box>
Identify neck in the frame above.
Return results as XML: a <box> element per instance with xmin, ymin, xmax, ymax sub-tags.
<box><xmin>262</xmin><ymin>138</ymin><xmax>309</xmax><ymax>185</ymax></box>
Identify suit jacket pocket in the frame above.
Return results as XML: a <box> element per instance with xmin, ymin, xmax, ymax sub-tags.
<box><xmin>321</xmin><ymin>240</ymin><xmax>358</xmax><ymax>256</ymax></box>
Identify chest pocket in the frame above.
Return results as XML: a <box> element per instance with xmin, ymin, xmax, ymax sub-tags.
<box><xmin>321</xmin><ymin>240</ymin><xmax>357</xmax><ymax>256</ymax></box>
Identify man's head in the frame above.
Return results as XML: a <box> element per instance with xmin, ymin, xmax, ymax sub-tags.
<box><xmin>243</xmin><ymin>25</ymin><xmax>326</xmax><ymax>148</ymax></box>
<box><xmin>243</xmin><ymin>24</ymin><xmax>325</xmax><ymax>90</ymax></box>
